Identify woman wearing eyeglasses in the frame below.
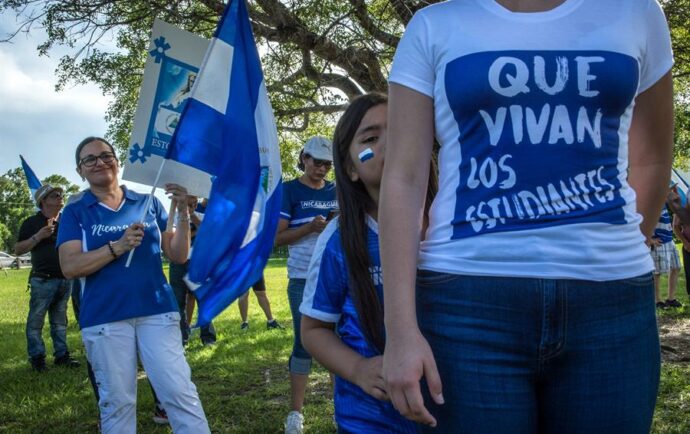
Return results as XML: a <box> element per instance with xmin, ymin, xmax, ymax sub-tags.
<box><xmin>275</xmin><ymin>136</ymin><xmax>338</xmax><ymax>434</ymax></box>
<box><xmin>57</xmin><ymin>137</ymin><xmax>210</xmax><ymax>434</ymax></box>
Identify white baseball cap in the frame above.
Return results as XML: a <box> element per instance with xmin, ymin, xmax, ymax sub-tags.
<box><xmin>303</xmin><ymin>136</ymin><xmax>333</xmax><ymax>161</ymax></box>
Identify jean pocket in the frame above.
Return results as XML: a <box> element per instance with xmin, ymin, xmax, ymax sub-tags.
<box><xmin>82</xmin><ymin>323</ymin><xmax>111</xmax><ymax>340</ymax></box>
<box><xmin>416</xmin><ymin>269</ymin><xmax>462</xmax><ymax>287</ymax></box>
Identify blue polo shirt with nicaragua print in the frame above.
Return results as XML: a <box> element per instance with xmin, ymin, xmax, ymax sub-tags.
<box><xmin>57</xmin><ymin>187</ymin><xmax>178</xmax><ymax>328</ymax></box>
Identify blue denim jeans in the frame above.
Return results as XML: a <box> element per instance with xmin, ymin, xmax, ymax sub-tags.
<box><xmin>169</xmin><ymin>263</ymin><xmax>216</xmax><ymax>344</ymax></box>
<box><xmin>26</xmin><ymin>277</ymin><xmax>71</xmax><ymax>359</ymax></box>
<box><xmin>287</xmin><ymin>278</ymin><xmax>311</xmax><ymax>374</ymax></box>
<box><xmin>416</xmin><ymin>271</ymin><xmax>660</xmax><ymax>434</ymax></box>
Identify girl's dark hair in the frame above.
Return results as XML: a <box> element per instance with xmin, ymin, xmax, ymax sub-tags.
<box><xmin>333</xmin><ymin>92</ymin><xmax>439</xmax><ymax>354</ymax></box>
<box><xmin>75</xmin><ymin>136</ymin><xmax>116</xmax><ymax>167</ymax></box>
<box><xmin>332</xmin><ymin>92</ymin><xmax>388</xmax><ymax>353</ymax></box>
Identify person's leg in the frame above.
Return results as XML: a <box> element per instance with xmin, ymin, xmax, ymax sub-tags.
<box><xmin>81</xmin><ymin>319</ymin><xmax>138</xmax><ymax>434</ymax></box>
<box><xmin>169</xmin><ymin>265</ymin><xmax>190</xmax><ymax>344</ymax></box>
<box><xmin>137</xmin><ymin>312</ymin><xmax>210</xmax><ymax>434</ymax></box>
<box><xmin>185</xmin><ymin>292</ymin><xmax>196</xmax><ymax>325</ymax></box>
<box><xmin>666</xmin><ymin>245</ymin><xmax>682</xmax><ymax>305</ymax></box>
<box><xmin>653</xmin><ymin>273</ymin><xmax>662</xmax><ymax>304</ymax></box>
<box><xmin>47</xmin><ymin>279</ymin><xmax>71</xmax><ymax>360</ymax></box>
<box><xmin>538</xmin><ymin>274</ymin><xmax>659</xmax><ymax>434</ymax></box>
<box><xmin>200</xmin><ymin>321</ymin><xmax>217</xmax><ymax>344</ymax></box>
<box><xmin>238</xmin><ymin>291</ymin><xmax>250</xmax><ymax>323</ymax></box>
<box><xmin>287</xmin><ymin>279</ymin><xmax>311</xmax><ymax>413</ymax></box>
<box><xmin>668</xmin><ymin>267</ymin><xmax>680</xmax><ymax>301</ymax></box>
<box><xmin>683</xmin><ymin>248</ymin><xmax>690</xmax><ymax>296</ymax></box>
<box><xmin>252</xmin><ymin>277</ymin><xmax>276</xmax><ymax>322</ymax></box>
<box><xmin>416</xmin><ymin>271</ymin><xmax>538</xmax><ymax>434</ymax></box>
<box><xmin>25</xmin><ymin>277</ymin><xmax>53</xmax><ymax>367</ymax></box>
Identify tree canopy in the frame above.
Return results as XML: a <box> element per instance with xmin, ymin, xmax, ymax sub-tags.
<box><xmin>1</xmin><ymin>0</ymin><xmax>690</xmax><ymax>166</ymax></box>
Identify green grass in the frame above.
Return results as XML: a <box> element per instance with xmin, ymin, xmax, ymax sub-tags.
<box><xmin>0</xmin><ymin>257</ymin><xmax>689</xmax><ymax>433</ymax></box>
<box><xmin>0</xmin><ymin>259</ymin><xmax>334</xmax><ymax>433</ymax></box>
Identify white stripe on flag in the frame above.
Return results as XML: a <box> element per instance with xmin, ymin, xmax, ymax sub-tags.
<box><xmin>192</xmin><ymin>38</ymin><xmax>234</xmax><ymax>115</ymax></box>
<box><xmin>255</xmin><ymin>81</ymin><xmax>281</xmax><ymax>194</ymax></box>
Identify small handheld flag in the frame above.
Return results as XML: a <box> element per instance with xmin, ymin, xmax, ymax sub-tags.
<box><xmin>20</xmin><ymin>155</ymin><xmax>42</xmax><ymax>204</ymax></box>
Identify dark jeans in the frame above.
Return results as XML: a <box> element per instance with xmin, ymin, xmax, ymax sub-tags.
<box><xmin>416</xmin><ymin>271</ymin><xmax>660</xmax><ymax>434</ymax></box>
<box><xmin>287</xmin><ymin>278</ymin><xmax>311</xmax><ymax>374</ymax></box>
<box><xmin>683</xmin><ymin>248</ymin><xmax>690</xmax><ymax>295</ymax></box>
<box><xmin>26</xmin><ymin>276</ymin><xmax>70</xmax><ymax>359</ymax></box>
<box><xmin>169</xmin><ymin>263</ymin><xmax>216</xmax><ymax>344</ymax></box>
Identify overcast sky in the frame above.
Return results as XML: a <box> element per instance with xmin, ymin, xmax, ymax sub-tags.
<box><xmin>0</xmin><ymin>13</ymin><xmax>171</xmax><ymax>207</ymax></box>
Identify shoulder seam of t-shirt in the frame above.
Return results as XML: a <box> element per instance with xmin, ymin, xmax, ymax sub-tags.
<box><xmin>299</xmin><ymin>218</ymin><xmax>341</xmax><ymax>320</ymax></box>
<box><xmin>638</xmin><ymin>0</ymin><xmax>674</xmax><ymax>94</ymax></box>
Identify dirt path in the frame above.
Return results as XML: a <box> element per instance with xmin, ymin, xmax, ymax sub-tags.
<box><xmin>659</xmin><ymin>315</ymin><xmax>690</xmax><ymax>364</ymax></box>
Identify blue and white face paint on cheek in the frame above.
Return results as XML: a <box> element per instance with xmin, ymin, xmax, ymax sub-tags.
<box><xmin>358</xmin><ymin>147</ymin><xmax>374</xmax><ymax>163</ymax></box>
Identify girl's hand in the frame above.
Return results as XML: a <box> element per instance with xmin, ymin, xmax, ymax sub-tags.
<box><xmin>353</xmin><ymin>356</ymin><xmax>388</xmax><ymax>401</ymax></box>
<box><xmin>116</xmin><ymin>223</ymin><xmax>145</xmax><ymax>252</ymax></box>
<box><xmin>383</xmin><ymin>327</ymin><xmax>443</xmax><ymax>427</ymax></box>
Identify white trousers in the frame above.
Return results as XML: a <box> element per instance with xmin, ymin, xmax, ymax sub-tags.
<box><xmin>81</xmin><ymin>312</ymin><xmax>210</xmax><ymax>434</ymax></box>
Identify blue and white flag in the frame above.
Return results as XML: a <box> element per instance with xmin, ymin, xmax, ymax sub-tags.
<box><xmin>166</xmin><ymin>0</ymin><xmax>282</xmax><ymax>326</ymax></box>
<box><xmin>672</xmin><ymin>168</ymin><xmax>690</xmax><ymax>207</ymax></box>
<box><xmin>20</xmin><ymin>155</ymin><xmax>42</xmax><ymax>204</ymax></box>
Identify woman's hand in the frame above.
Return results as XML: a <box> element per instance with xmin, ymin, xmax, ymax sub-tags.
<box><xmin>165</xmin><ymin>184</ymin><xmax>190</xmax><ymax>214</ymax></box>
<box><xmin>353</xmin><ymin>356</ymin><xmax>388</xmax><ymax>401</ymax></box>
<box><xmin>309</xmin><ymin>215</ymin><xmax>328</xmax><ymax>233</ymax></box>
<box><xmin>383</xmin><ymin>327</ymin><xmax>443</xmax><ymax>427</ymax></box>
<box><xmin>115</xmin><ymin>223</ymin><xmax>145</xmax><ymax>254</ymax></box>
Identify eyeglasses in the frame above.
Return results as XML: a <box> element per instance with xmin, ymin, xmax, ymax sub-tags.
<box><xmin>79</xmin><ymin>152</ymin><xmax>117</xmax><ymax>168</ymax></box>
<box><xmin>307</xmin><ymin>156</ymin><xmax>332</xmax><ymax>168</ymax></box>
<box><xmin>47</xmin><ymin>191</ymin><xmax>63</xmax><ymax>200</ymax></box>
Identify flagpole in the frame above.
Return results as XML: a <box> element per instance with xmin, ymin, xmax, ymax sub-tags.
<box><xmin>125</xmin><ymin>159</ymin><xmax>167</xmax><ymax>268</ymax></box>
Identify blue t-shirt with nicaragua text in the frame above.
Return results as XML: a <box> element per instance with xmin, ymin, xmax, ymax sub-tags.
<box><xmin>57</xmin><ymin>187</ymin><xmax>178</xmax><ymax>328</ymax></box>
<box><xmin>280</xmin><ymin>178</ymin><xmax>337</xmax><ymax>279</ymax></box>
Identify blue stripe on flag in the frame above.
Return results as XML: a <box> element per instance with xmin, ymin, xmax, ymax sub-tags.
<box><xmin>20</xmin><ymin>155</ymin><xmax>42</xmax><ymax>202</ymax></box>
<box><xmin>166</xmin><ymin>0</ymin><xmax>282</xmax><ymax>326</ymax></box>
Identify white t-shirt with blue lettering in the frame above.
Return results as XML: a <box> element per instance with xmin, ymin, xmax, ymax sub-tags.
<box><xmin>57</xmin><ymin>187</ymin><xmax>178</xmax><ymax>328</ymax></box>
<box><xmin>389</xmin><ymin>0</ymin><xmax>673</xmax><ymax>280</ymax></box>
<box><xmin>280</xmin><ymin>179</ymin><xmax>337</xmax><ymax>279</ymax></box>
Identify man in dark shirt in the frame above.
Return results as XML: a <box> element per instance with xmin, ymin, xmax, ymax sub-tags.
<box><xmin>15</xmin><ymin>184</ymin><xmax>79</xmax><ymax>371</ymax></box>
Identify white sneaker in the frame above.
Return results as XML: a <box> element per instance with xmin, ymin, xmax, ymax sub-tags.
<box><xmin>284</xmin><ymin>410</ymin><xmax>304</xmax><ymax>434</ymax></box>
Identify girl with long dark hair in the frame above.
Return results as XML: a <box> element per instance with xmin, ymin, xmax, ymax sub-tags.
<box><xmin>300</xmin><ymin>93</ymin><xmax>420</xmax><ymax>433</ymax></box>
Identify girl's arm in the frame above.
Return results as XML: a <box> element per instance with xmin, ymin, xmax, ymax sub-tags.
<box><xmin>380</xmin><ymin>83</ymin><xmax>442</xmax><ymax>427</ymax></box>
<box><xmin>301</xmin><ymin>315</ymin><xmax>387</xmax><ymax>400</ymax></box>
<box><xmin>628</xmin><ymin>72</ymin><xmax>674</xmax><ymax>237</ymax></box>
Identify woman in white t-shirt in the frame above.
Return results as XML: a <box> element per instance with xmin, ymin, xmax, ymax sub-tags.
<box><xmin>380</xmin><ymin>1</ymin><xmax>674</xmax><ymax>433</ymax></box>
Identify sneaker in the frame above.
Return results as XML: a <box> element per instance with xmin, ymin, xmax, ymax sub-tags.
<box><xmin>54</xmin><ymin>353</ymin><xmax>80</xmax><ymax>368</ymax></box>
<box><xmin>30</xmin><ymin>356</ymin><xmax>48</xmax><ymax>372</ymax></box>
<box><xmin>665</xmin><ymin>299</ymin><xmax>683</xmax><ymax>308</ymax></box>
<box><xmin>202</xmin><ymin>338</ymin><xmax>216</xmax><ymax>347</ymax></box>
<box><xmin>152</xmin><ymin>405</ymin><xmax>169</xmax><ymax>425</ymax></box>
<box><xmin>656</xmin><ymin>301</ymin><xmax>668</xmax><ymax>309</ymax></box>
<box><xmin>284</xmin><ymin>410</ymin><xmax>304</xmax><ymax>434</ymax></box>
<box><xmin>267</xmin><ymin>319</ymin><xmax>284</xmax><ymax>330</ymax></box>
<box><xmin>240</xmin><ymin>321</ymin><xmax>249</xmax><ymax>332</ymax></box>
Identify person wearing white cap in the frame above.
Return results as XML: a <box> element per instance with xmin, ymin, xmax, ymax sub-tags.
<box><xmin>275</xmin><ymin>135</ymin><xmax>338</xmax><ymax>434</ymax></box>
<box><xmin>15</xmin><ymin>183</ymin><xmax>80</xmax><ymax>371</ymax></box>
